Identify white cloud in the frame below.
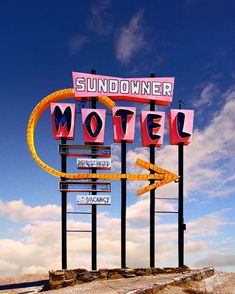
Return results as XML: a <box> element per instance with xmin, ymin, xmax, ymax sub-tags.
<box><xmin>22</xmin><ymin>265</ymin><xmax>47</xmax><ymax>275</ymax></box>
<box><xmin>187</xmin><ymin>210</ymin><xmax>231</xmax><ymax>239</ymax></box>
<box><xmin>0</xmin><ymin>199</ymin><xmax>60</xmax><ymax>222</ymax></box>
<box><xmin>222</xmin><ymin>85</ymin><xmax>235</xmax><ymax>102</ymax></box>
<box><xmin>185</xmin><ymin>91</ymin><xmax>235</xmax><ymax>197</ymax></box>
<box><xmin>68</xmin><ymin>35</ymin><xmax>88</xmax><ymax>55</ymax></box>
<box><xmin>87</xmin><ymin>0</ymin><xmax>113</xmax><ymax>36</ymax></box>
<box><xmin>0</xmin><ymin>198</ymin><xmax>176</xmax><ymax>275</ymax></box>
<box><xmin>185</xmin><ymin>240</ymin><xmax>208</xmax><ymax>252</ymax></box>
<box><xmin>0</xmin><ymin>259</ymin><xmax>19</xmax><ymax>276</ymax></box>
<box><xmin>0</xmin><ymin>202</ymin><xmax>234</xmax><ymax>276</ymax></box>
<box><xmin>127</xmin><ymin>197</ymin><xmax>176</xmax><ymax>225</ymax></box>
<box><xmin>0</xmin><ymin>238</ymin><xmax>59</xmax><ymax>276</ymax></box>
<box><xmin>223</xmin><ymin>174</ymin><xmax>235</xmax><ymax>185</ymax></box>
<box><xmin>110</xmin><ymin>143</ymin><xmax>121</xmax><ymax>172</ymax></box>
<box><xmin>116</xmin><ymin>11</ymin><xmax>146</xmax><ymax>64</ymax></box>
<box><xmin>195</xmin><ymin>254</ymin><xmax>235</xmax><ymax>267</ymax></box>
<box><xmin>22</xmin><ymin>221</ymin><xmax>61</xmax><ymax>246</ymax></box>
<box><xmin>193</xmin><ymin>82</ymin><xmax>219</xmax><ymax>107</ymax></box>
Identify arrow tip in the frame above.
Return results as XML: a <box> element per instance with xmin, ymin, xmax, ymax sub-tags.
<box><xmin>135</xmin><ymin>158</ymin><xmax>180</xmax><ymax>196</ymax></box>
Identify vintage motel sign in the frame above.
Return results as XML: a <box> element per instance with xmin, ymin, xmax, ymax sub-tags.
<box><xmin>26</xmin><ymin>72</ymin><xmax>195</xmax><ymax>272</ymax></box>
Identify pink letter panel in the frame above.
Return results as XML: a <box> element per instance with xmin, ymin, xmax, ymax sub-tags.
<box><xmin>141</xmin><ymin>111</ymin><xmax>165</xmax><ymax>147</ymax></box>
<box><xmin>50</xmin><ymin>103</ymin><xmax>76</xmax><ymax>140</ymax></box>
<box><xmin>112</xmin><ymin>106</ymin><xmax>136</xmax><ymax>143</ymax></box>
<box><xmin>168</xmin><ymin>109</ymin><xmax>194</xmax><ymax>145</ymax></box>
<box><xmin>81</xmin><ymin>109</ymin><xmax>106</xmax><ymax>144</ymax></box>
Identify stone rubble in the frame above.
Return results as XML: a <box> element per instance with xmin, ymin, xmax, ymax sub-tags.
<box><xmin>49</xmin><ymin>266</ymin><xmax>214</xmax><ymax>292</ymax></box>
<box><xmin>127</xmin><ymin>268</ymin><xmax>215</xmax><ymax>294</ymax></box>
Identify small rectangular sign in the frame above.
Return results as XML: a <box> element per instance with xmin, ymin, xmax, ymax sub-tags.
<box><xmin>77</xmin><ymin>157</ymin><xmax>111</xmax><ymax>169</ymax></box>
<box><xmin>77</xmin><ymin>195</ymin><xmax>111</xmax><ymax>205</ymax></box>
<box><xmin>59</xmin><ymin>181</ymin><xmax>111</xmax><ymax>193</ymax></box>
<box><xmin>72</xmin><ymin>72</ymin><xmax>174</xmax><ymax>106</ymax></box>
<box><xmin>59</xmin><ymin>144</ymin><xmax>111</xmax><ymax>157</ymax></box>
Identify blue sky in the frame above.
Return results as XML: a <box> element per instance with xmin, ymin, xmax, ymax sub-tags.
<box><xmin>0</xmin><ymin>0</ymin><xmax>235</xmax><ymax>276</ymax></box>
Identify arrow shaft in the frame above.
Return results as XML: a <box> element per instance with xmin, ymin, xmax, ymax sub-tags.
<box><xmin>68</xmin><ymin>173</ymin><xmax>164</xmax><ymax>181</ymax></box>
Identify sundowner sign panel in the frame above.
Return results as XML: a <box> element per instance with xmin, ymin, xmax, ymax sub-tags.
<box><xmin>72</xmin><ymin>72</ymin><xmax>175</xmax><ymax>106</ymax></box>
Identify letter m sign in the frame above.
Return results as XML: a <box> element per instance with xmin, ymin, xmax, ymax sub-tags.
<box><xmin>50</xmin><ymin>103</ymin><xmax>76</xmax><ymax>140</ymax></box>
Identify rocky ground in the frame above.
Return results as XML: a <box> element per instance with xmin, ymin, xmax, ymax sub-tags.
<box><xmin>0</xmin><ymin>274</ymin><xmax>49</xmax><ymax>293</ymax></box>
<box><xmin>0</xmin><ymin>271</ymin><xmax>235</xmax><ymax>293</ymax></box>
<box><xmin>160</xmin><ymin>271</ymin><xmax>235</xmax><ymax>294</ymax></box>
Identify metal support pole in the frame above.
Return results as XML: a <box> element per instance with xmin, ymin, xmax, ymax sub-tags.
<box><xmin>91</xmin><ymin>68</ymin><xmax>97</xmax><ymax>271</ymax></box>
<box><xmin>121</xmin><ymin>140</ymin><xmax>127</xmax><ymax>268</ymax></box>
<box><xmin>91</xmin><ymin>188</ymin><xmax>97</xmax><ymax>270</ymax></box>
<box><xmin>178</xmin><ymin>142</ymin><xmax>184</xmax><ymax>267</ymax></box>
<box><xmin>150</xmin><ymin>73</ymin><xmax>155</xmax><ymax>268</ymax></box>
<box><xmin>61</xmin><ymin>137</ymin><xmax>67</xmax><ymax>269</ymax></box>
<box><xmin>150</xmin><ymin>142</ymin><xmax>155</xmax><ymax>268</ymax></box>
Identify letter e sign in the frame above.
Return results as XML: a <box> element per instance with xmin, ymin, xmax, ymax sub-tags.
<box><xmin>141</xmin><ymin>111</ymin><xmax>165</xmax><ymax>147</ymax></box>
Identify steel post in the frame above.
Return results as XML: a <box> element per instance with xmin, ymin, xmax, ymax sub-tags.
<box><xmin>178</xmin><ymin>142</ymin><xmax>184</xmax><ymax>267</ymax></box>
<box><xmin>61</xmin><ymin>137</ymin><xmax>67</xmax><ymax>269</ymax></box>
<box><xmin>91</xmin><ymin>69</ymin><xmax>97</xmax><ymax>271</ymax></box>
<box><xmin>121</xmin><ymin>140</ymin><xmax>127</xmax><ymax>268</ymax></box>
<box><xmin>149</xmin><ymin>73</ymin><xmax>156</xmax><ymax>268</ymax></box>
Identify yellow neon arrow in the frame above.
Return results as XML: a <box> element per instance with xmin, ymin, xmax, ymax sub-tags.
<box><xmin>54</xmin><ymin>158</ymin><xmax>178</xmax><ymax>196</ymax></box>
<box><xmin>58</xmin><ymin>173</ymin><xmax>164</xmax><ymax>181</ymax></box>
<box><xmin>135</xmin><ymin>158</ymin><xmax>180</xmax><ymax>196</ymax></box>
